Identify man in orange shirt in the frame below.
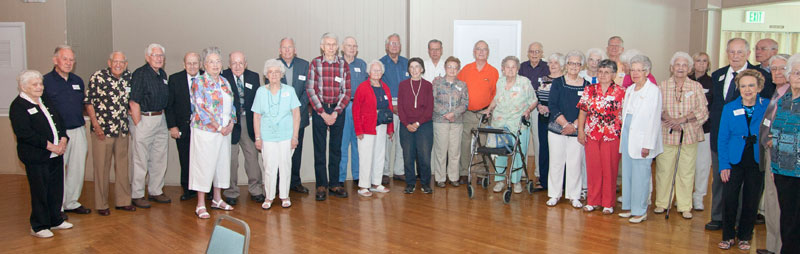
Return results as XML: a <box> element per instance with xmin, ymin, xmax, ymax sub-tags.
<box><xmin>457</xmin><ymin>40</ymin><xmax>498</xmax><ymax>184</ymax></box>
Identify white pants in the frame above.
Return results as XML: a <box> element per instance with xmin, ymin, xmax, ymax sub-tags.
<box><xmin>63</xmin><ymin>126</ymin><xmax>87</xmax><ymax>210</ymax></box>
<box><xmin>547</xmin><ymin>132</ymin><xmax>584</xmax><ymax>200</ymax></box>
<box><xmin>693</xmin><ymin>133</ymin><xmax>712</xmax><ymax>207</ymax></box>
<box><xmin>262</xmin><ymin>139</ymin><xmax>291</xmax><ymax>200</ymax></box>
<box><xmin>359</xmin><ymin>125</ymin><xmax>388</xmax><ymax>188</ymax></box>
<box><xmin>383</xmin><ymin>113</ymin><xmax>404</xmax><ymax>176</ymax></box>
<box><xmin>189</xmin><ymin>128</ymin><xmax>231</xmax><ymax>192</ymax></box>
<box><xmin>131</xmin><ymin>115</ymin><xmax>169</xmax><ymax>198</ymax></box>
<box><xmin>433</xmin><ymin>122</ymin><xmax>462</xmax><ymax>183</ymax></box>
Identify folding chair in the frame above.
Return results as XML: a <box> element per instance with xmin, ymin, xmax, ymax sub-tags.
<box><xmin>206</xmin><ymin>215</ymin><xmax>251</xmax><ymax>254</ymax></box>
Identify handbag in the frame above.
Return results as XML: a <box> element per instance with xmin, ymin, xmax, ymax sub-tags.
<box><xmin>548</xmin><ymin>121</ymin><xmax>577</xmax><ymax>137</ymax></box>
<box><xmin>377</xmin><ymin>108</ymin><xmax>393</xmax><ymax>125</ymax></box>
<box><xmin>486</xmin><ymin>126</ymin><xmax>515</xmax><ymax>154</ymax></box>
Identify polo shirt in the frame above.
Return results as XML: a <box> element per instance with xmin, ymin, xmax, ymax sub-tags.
<box><xmin>42</xmin><ymin>68</ymin><xmax>85</xmax><ymax>129</ymax></box>
<box><xmin>457</xmin><ymin>62</ymin><xmax>498</xmax><ymax>111</ymax></box>
<box><xmin>518</xmin><ymin>60</ymin><xmax>550</xmax><ymax>90</ymax></box>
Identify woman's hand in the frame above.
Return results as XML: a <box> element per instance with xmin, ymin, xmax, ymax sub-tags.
<box><xmin>46</xmin><ymin>141</ymin><xmax>59</xmax><ymax>153</ymax></box>
<box><xmin>641</xmin><ymin>148</ymin><xmax>650</xmax><ymax>158</ymax></box>
<box><xmin>720</xmin><ymin>169</ymin><xmax>730</xmax><ymax>183</ymax></box>
<box><xmin>406</xmin><ymin>123</ymin><xmax>419</xmax><ymax>132</ymax></box>
<box><xmin>561</xmin><ymin>123</ymin><xmax>576</xmax><ymax>135</ymax></box>
<box><xmin>357</xmin><ymin>134</ymin><xmax>364</xmax><ymax>140</ymax></box>
<box><xmin>766</xmin><ymin>134</ymin><xmax>773</xmax><ymax>148</ymax></box>
<box><xmin>255</xmin><ymin>140</ymin><xmax>262</xmax><ymax>150</ymax></box>
<box><xmin>291</xmin><ymin>137</ymin><xmax>299</xmax><ymax>149</ymax></box>
<box><xmin>537</xmin><ymin>105</ymin><xmax>549</xmax><ymax>114</ymax></box>
<box><xmin>444</xmin><ymin>112</ymin><xmax>455</xmax><ymax>122</ymax></box>
<box><xmin>577</xmin><ymin>130</ymin><xmax>586</xmax><ymax>145</ymax></box>
<box><xmin>221</xmin><ymin>122</ymin><xmax>233</xmax><ymax>136</ymax></box>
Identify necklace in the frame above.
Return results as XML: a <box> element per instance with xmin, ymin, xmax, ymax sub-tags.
<box><xmin>266</xmin><ymin>85</ymin><xmax>281</xmax><ymax>118</ymax></box>
<box><xmin>411</xmin><ymin>79</ymin><xmax>422</xmax><ymax>108</ymax></box>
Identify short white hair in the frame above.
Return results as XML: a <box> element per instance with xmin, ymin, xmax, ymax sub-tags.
<box><xmin>320</xmin><ymin>32</ymin><xmax>338</xmax><ymax>45</ymax></box>
<box><xmin>145</xmin><ymin>43</ymin><xmax>165</xmax><ymax>56</ymax></box>
<box><xmin>17</xmin><ymin>70</ymin><xmax>43</xmax><ymax>91</ymax></box>
<box><xmin>630</xmin><ymin>55</ymin><xmax>652</xmax><ymax>72</ymax></box>
<box><xmin>726</xmin><ymin>38</ymin><xmax>750</xmax><ymax>52</ymax></box>
<box><xmin>201</xmin><ymin>46</ymin><xmax>221</xmax><ymax>64</ymax></box>
<box><xmin>109</xmin><ymin>51</ymin><xmax>126</xmax><ymax>61</ymax></box>
<box><xmin>547</xmin><ymin>52</ymin><xmax>565</xmax><ymax>66</ymax></box>
<box><xmin>585</xmin><ymin>48</ymin><xmax>607</xmax><ymax>60</ymax></box>
<box><xmin>368</xmin><ymin>59</ymin><xmax>385</xmax><ymax>74</ymax></box>
<box><xmin>785</xmin><ymin>53</ymin><xmax>800</xmax><ymax>79</ymax></box>
<box><xmin>385</xmin><ymin>33</ymin><xmax>400</xmax><ymax>45</ymax></box>
<box><xmin>263</xmin><ymin>59</ymin><xmax>286</xmax><ymax>76</ymax></box>
<box><xmin>767</xmin><ymin>54</ymin><xmax>790</xmax><ymax>68</ymax></box>
<box><xmin>564</xmin><ymin>50</ymin><xmax>585</xmax><ymax>66</ymax></box>
<box><xmin>670</xmin><ymin>51</ymin><xmax>693</xmax><ymax>71</ymax></box>
<box><xmin>53</xmin><ymin>45</ymin><xmax>73</xmax><ymax>57</ymax></box>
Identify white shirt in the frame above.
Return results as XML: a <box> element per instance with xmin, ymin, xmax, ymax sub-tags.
<box><xmin>422</xmin><ymin>57</ymin><xmax>446</xmax><ymax>82</ymax></box>
<box><xmin>20</xmin><ymin>92</ymin><xmax>59</xmax><ymax>158</ymax></box>
<box><xmin>723</xmin><ymin>63</ymin><xmax>748</xmax><ymax>100</ymax></box>
<box><xmin>187</xmin><ymin>73</ymin><xmax>199</xmax><ymax>91</ymax></box>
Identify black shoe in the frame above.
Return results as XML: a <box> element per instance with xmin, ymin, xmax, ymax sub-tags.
<box><xmin>316</xmin><ymin>187</ymin><xmax>327</xmax><ymax>201</ymax></box>
<box><xmin>381</xmin><ymin>175</ymin><xmax>391</xmax><ymax>185</ymax></box>
<box><xmin>403</xmin><ymin>185</ymin><xmax>415</xmax><ymax>194</ymax></box>
<box><xmin>705</xmin><ymin>220</ymin><xmax>722</xmax><ymax>230</ymax></box>
<box><xmin>755</xmin><ymin>214</ymin><xmax>766</xmax><ymax>225</ymax></box>
<box><xmin>393</xmin><ymin>175</ymin><xmax>405</xmax><ymax>181</ymax></box>
<box><xmin>64</xmin><ymin>205</ymin><xmax>92</xmax><ymax>214</ymax></box>
<box><xmin>251</xmin><ymin>194</ymin><xmax>266</xmax><ymax>203</ymax></box>
<box><xmin>756</xmin><ymin>249</ymin><xmax>775</xmax><ymax>254</ymax></box>
<box><xmin>180</xmin><ymin>191</ymin><xmax>197</xmax><ymax>201</ymax></box>
<box><xmin>291</xmin><ymin>185</ymin><xmax>309</xmax><ymax>194</ymax></box>
<box><xmin>329</xmin><ymin>187</ymin><xmax>348</xmax><ymax>198</ymax></box>
<box><xmin>422</xmin><ymin>185</ymin><xmax>433</xmax><ymax>194</ymax></box>
<box><xmin>459</xmin><ymin>176</ymin><xmax>468</xmax><ymax>185</ymax></box>
<box><xmin>224</xmin><ymin>197</ymin><xmax>238</xmax><ymax>206</ymax></box>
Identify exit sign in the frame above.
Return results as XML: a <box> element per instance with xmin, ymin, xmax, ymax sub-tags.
<box><xmin>746</xmin><ymin>11</ymin><xmax>765</xmax><ymax>23</ymax></box>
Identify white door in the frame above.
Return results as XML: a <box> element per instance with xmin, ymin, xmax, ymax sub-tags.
<box><xmin>0</xmin><ymin>22</ymin><xmax>26</xmax><ymax>115</ymax></box>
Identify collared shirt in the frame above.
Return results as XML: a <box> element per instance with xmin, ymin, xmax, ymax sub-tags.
<box><xmin>723</xmin><ymin>64</ymin><xmax>748</xmax><ymax>100</ymax></box>
<box><xmin>578</xmin><ymin>70</ymin><xmax>597</xmax><ymax>84</ymax></box>
<box><xmin>380</xmin><ymin>54</ymin><xmax>409</xmax><ymax>99</ymax></box>
<box><xmin>422</xmin><ymin>57</ymin><xmax>446</xmax><ymax>82</ymax></box>
<box><xmin>491</xmin><ymin>75</ymin><xmax>536</xmax><ymax>133</ymax></box>
<box><xmin>306</xmin><ymin>55</ymin><xmax>351</xmax><ymax>114</ymax></box>
<box><xmin>186</xmin><ymin>73</ymin><xmax>199</xmax><ymax>91</ymax></box>
<box><xmin>519</xmin><ymin>60</ymin><xmax>550</xmax><ymax>90</ymax></box>
<box><xmin>84</xmin><ymin>68</ymin><xmax>131</xmax><ymax>137</ymax></box>
<box><xmin>20</xmin><ymin>92</ymin><xmax>60</xmax><ymax>158</ymax></box>
<box><xmin>348</xmin><ymin>57</ymin><xmax>368</xmax><ymax>97</ymax></box>
<box><xmin>457</xmin><ymin>62</ymin><xmax>499</xmax><ymax>111</ymax></box>
<box><xmin>432</xmin><ymin>77</ymin><xmax>468</xmax><ymax>123</ymax></box>
<box><xmin>42</xmin><ymin>68</ymin><xmax>85</xmax><ymax>129</ymax></box>
<box><xmin>577</xmin><ymin>83</ymin><xmax>625</xmax><ymax>141</ymax></box>
<box><xmin>251</xmin><ymin>84</ymin><xmax>300</xmax><ymax>142</ymax></box>
<box><xmin>659</xmin><ymin>77</ymin><xmax>709</xmax><ymax>145</ymax></box>
<box><xmin>130</xmin><ymin>63</ymin><xmax>169</xmax><ymax>112</ymax></box>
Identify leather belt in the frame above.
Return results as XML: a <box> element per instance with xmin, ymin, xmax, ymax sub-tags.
<box><xmin>142</xmin><ymin>111</ymin><xmax>163</xmax><ymax>116</ymax></box>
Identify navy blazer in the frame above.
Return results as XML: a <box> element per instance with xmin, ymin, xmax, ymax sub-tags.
<box><xmin>222</xmin><ymin>68</ymin><xmax>260</xmax><ymax>144</ymax></box>
<box><xmin>9</xmin><ymin>95</ymin><xmax>68</xmax><ymax>165</ymax></box>
<box><xmin>165</xmin><ymin>69</ymin><xmax>203</xmax><ymax>139</ymax></box>
<box><xmin>717</xmin><ymin>96</ymin><xmax>769</xmax><ymax>171</ymax></box>
<box><xmin>279</xmin><ymin>57</ymin><xmax>310</xmax><ymax>128</ymax></box>
<box><xmin>708</xmin><ymin>62</ymin><xmax>774</xmax><ymax>152</ymax></box>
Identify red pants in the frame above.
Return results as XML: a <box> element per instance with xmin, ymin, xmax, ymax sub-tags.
<box><xmin>585</xmin><ymin>138</ymin><xmax>621</xmax><ymax>208</ymax></box>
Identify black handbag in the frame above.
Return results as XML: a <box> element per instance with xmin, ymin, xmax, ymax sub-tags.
<box><xmin>377</xmin><ymin>108</ymin><xmax>393</xmax><ymax>125</ymax></box>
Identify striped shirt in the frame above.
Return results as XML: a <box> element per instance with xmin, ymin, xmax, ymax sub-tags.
<box><xmin>306</xmin><ymin>55</ymin><xmax>351</xmax><ymax>114</ymax></box>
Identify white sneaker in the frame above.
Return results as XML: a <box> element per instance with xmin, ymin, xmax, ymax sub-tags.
<box><xmin>602</xmin><ymin>207</ymin><xmax>614</xmax><ymax>215</ymax></box>
<box><xmin>51</xmin><ymin>221</ymin><xmax>73</xmax><ymax>230</ymax></box>
<box><xmin>629</xmin><ymin>214</ymin><xmax>647</xmax><ymax>223</ymax></box>
<box><xmin>369</xmin><ymin>185</ymin><xmax>390</xmax><ymax>193</ymax></box>
<box><xmin>493</xmin><ymin>182</ymin><xmax>506</xmax><ymax>193</ymax></box>
<box><xmin>681</xmin><ymin>211</ymin><xmax>693</xmax><ymax>219</ymax></box>
<box><xmin>617</xmin><ymin>195</ymin><xmax>623</xmax><ymax>203</ymax></box>
<box><xmin>513</xmin><ymin>183</ymin><xmax>522</xmax><ymax>193</ymax></box>
<box><xmin>571</xmin><ymin>199</ymin><xmax>583</xmax><ymax>208</ymax></box>
<box><xmin>618</xmin><ymin>212</ymin><xmax>632</xmax><ymax>218</ymax></box>
<box><xmin>31</xmin><ymin>229</ymin><xmax>54</xmax><ymax>238</ymax></box>
<box><xmin>357</xmin><ymin>188</ymin><xmax>372</xmax><ymax>197</ymax></box>
<box><xmin>546</xmin><ymin>197</ymin><xmax>558</xmax><ymax>207</ymax></box>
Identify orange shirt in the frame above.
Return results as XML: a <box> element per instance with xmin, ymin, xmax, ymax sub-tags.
<box><xmin>457</xmin><ymin>62</ymin><xmax>498</xmax><ymax>111</ymax></box>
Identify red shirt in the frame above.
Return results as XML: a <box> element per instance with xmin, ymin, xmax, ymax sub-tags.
<box><xmin>577</xmin><ymin>83</ymin><xmax>626</xmax><ymax>141</ymax></box>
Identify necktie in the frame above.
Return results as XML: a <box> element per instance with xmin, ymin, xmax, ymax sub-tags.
<box><xmin>236</xmin><ymin>76</ymin><xmax>245</xmax><ymax>114</ymax></box>
<box><xmin>725</xmin><ymin>71</ymin><xmax>738</xmax><ymax>101</ymax></box>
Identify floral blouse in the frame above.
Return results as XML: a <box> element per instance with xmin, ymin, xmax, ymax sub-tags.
<box><xmin>84</xmin><ymin>68</ymin><xmax>131</xmax><ymax>137</ymax></box>
<box><xmin>190</xmin><ymin>73</ymin><xmax>237</xmax><ymax>132</ymax></box>
<box><xmin>491</xmin><ymin>75</ymin><xmax>536</xmax><ymax>133</ymax></box>
<box><xmin>576</xmin><ymin>82</ymin><xmax>625</xmax><ymax>141</ymax></box>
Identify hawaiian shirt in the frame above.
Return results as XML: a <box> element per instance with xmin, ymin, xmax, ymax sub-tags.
<box><xmin>576</xmin><ymin>82</ymin><xmax>625</xmax><ymax>141</ymax></box>
<box><xmin>191</xmin><ymin>73</ymin><xmax>237</xmax><ymax>132</ymax></box>
<box><xmin>83</xmin><ymin>68</ymin><xmax>131</xmax><ymax>137</ymax></box>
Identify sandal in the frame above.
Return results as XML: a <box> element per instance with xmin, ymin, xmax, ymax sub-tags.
<box><xmin>583</xmin><ymin>205</ymin><xmax>595</xmax><ymax>212</ymax></box>
<box><xmin>262</xmin><ymin>200</ymin><xmax>272</xmax><ymax>210</ymax></box>
<box><xmin>195</xmin><ymin>206</ymin><xmax>210</xmax><ymax>219</ymax></box>
<box><xmin>211</xmin><ymin>199</ymin><xmax>234</xmax><ymax>211</ymax></box>
<box><xmin>737</xmin><ymin>240</ymin><xmax>750</xmax><ymax>250</ymax></box>
<box><xmin>281</xmin><ymin>199</ymin><xmax>291</xmax><ymax>208</ymax></box>
<box><xmin>718</xmin><ymin>239</ymin><xmax>734</xmax><ymax>250</ymax></box>
<box><xmin>602</xmin><ymin>207</ymin><xmax>614</xmax><ymax>215</ymax></box>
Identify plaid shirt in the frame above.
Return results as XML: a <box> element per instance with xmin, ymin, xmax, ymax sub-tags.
<box><xmin>306</xmin><ymin>55</ymin><xmax>350</xmax><ymax>114</ymax></box>
<box><xmin>659</xmin><ymin>77</ymin><xmax>709</xmax><ymax>145</ymax></box>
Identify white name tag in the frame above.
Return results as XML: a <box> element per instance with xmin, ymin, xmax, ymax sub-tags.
<box><xmin>163</xmin><ymin>79</ymin><xmax>168</xmax><ymax>85</ymax></box>
<box><xmin>703</xmin><ymin>88</ymin><xmax>710</xmax><ymax>94</ymax></box>
<box><xmin>245</xmin><ymin>83</ymin><xmax>253</xmax><ymax>89</ymax></box>
<box><xmin>125</xmin><ymin>87</ymin><xmax>131</xmax><ymax>93</ymax></box>
<box><xmin>605</xmin><ymin>96</ymin><xmax>615</xmax><ymax>101</ymax></box>
<box><xmin>298</xmin><ymin>75</ymin><xmax>306</xmax><ymax>81</ymax></box>
<box><xmin>334</xmin><ymin>77</ymin><xmax>343</xmax><ymax>83</ymax></box>
<box><xmin>512</xmin><ymin>86</ymin><xmax>521</xmax><ymax>92</ymax></box>
<box><xmin>405</xmin><ymin>72</ymin><xmax>409</xmax><ymax>77</ymax></box>
<box><xmin>384</xmin><ymin>95</ymin><xmax>388</xmax><ymax>100</ymax></box>
<box><xmin>763</xmin><ymin>119</ymin><xmax>771</xmax><ymax>127</ymax></box>
<box><xmin>282</xmin><ymin>91</ymin><xmax>290</xmax><ymax>97</ymax></box>
<box><xmin>27</xmin><ymin>107</ymin><xmax>38</xmax><ymax>115</ymax></box>
<box><xmin>685</xmin><ymin>91</ymin><xmax>694</xmax><ymax>97</ymax></box>
<box><xmin>72</xmin><ymin>84</ymin><xmax>80</xmax><ymax>90</ymax></box>
<box><xmin>733</xmin><ymin>108</ymin><xmax>745</xmax><ymax>116</ymax></box>
<box><xmin>718</xmin><ymin>75</ymin><xmax>725</xmax><ymax>82</ymax></box>
<box><xmin>354</xmin><ymin>67</ymin><xmax>361</xmax><ymax>73</ymax></box>
<box><xmin>577</xmin><ymin>91</ymin><xmax>584</xmax><ymax>96</ymax></box>
<box><xmin>456</xmin><ymin>86</ymin><xmax>462</xmax><ymax>91</ymax></box>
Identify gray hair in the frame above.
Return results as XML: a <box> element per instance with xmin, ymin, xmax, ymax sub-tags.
<box><xmin>586</xmin><ymin>48</ymin><xmax>608</xmax><ymax>60</ymax></box>
<box><xmin>620</xmin><ymin>49</ymin><xmax>642</xmax><ymax>65</ymax></box>
<box><xmin>598</xmin><ymin>59</ymin><xmax>618</xmax><ymax>73</ymax></box>
<box><xmin>608</xmin><ymin>36</ymin><xmax>624</xmax><ymax>47</ymax></box>
<box><xmin>767</xmin><ymin>54</ymin><xmax>790</xmax><ymax>68</ymax></box>
<box><xmin>564</xmin><ymin>50</ymin><xmax>585</xmax><ymax>66</ymax></box>
<box><xmin>263</xmin><ymin>59</ymin><xmax>286</xmax><ymax>76</ymax></box>
<box><xmin>630</xmin><ymin>55</ymin><xmax>652</xmax><ymax>73</ymax></box>
<box><xmin>529</xmin><ymin>41</ymin><xmax>543</xmax><ymax>49</ymax></box>
<box><xmin>145</xmin><ymin>43</ymin><xmax>165</xmax><ymax>56</ymax></box>
<box><xmin>368</xmin><ymin>59</ymin><xmax>385</xmax><ymax>75</ymax></box>
<box><xmin>428</xmin><ymin>39</ymin><xmax>442</xmax><ymax>49</ymax></box>
<box><xmin>200</xmin><ymin>46</ymin><xmax>221</xmax><ymax>64</ymax></box>
<box><xmin>758</xmin><ymin>38</ymin><xmax>779</xmax><ymax>50</ymax></box>
<box><xmin>280</xmin><ymin>37</ymin><xmax>295</xmax><ymax>45</ymax></box>
<box><xmin>785</xmin><ymin>53</ymin><xmax>800</xmax><ymax>79</ymax></box>
<box><xmin>546</xmin><ymin>52</ymin><xmax>565</xmax><ymax>67</ymax></box>
<box><xmin>17</xmin><ymin>70</ymin><xmax>43</xmax><ymax>91</ymax></box>
<box><xmin>670</xmin><ymin>51</ymin><xmax>694</xmax><ymax>71</ymax></box>
<box><xmin>726</xmin><ymin>38</ymin><xmax>750</xmax><ymax>52</ymax></box>
<box><xmin>501</xmin><ymin>55</ymin><xmax>521</xmax><ymax>69</ymax></box>
<box><xmin>473</xmin><ymin>40</ymin><xmax>488</xmax><ymax>50</ymax></box>
<box><xmin>385</xmin><ymin>33</ymin><xmax>400</xmax><ymax>45</ymax></box>
<box><xmin>320</xmin><ymin>32</ymin><xmax>338</xmax><ymax>45</ymax></box>
<box><xmin>108</xmin><ymin>51</ymin><xmax>127</xmax><ymax>61</ymax></box>
<box><xmin>53</xmin><ymin>45</ymin><xmax>73</xmax><ymax>57</ymax></box>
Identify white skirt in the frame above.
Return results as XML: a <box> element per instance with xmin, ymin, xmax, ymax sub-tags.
<box><xmin>189</xmin><ymin>127</ymin><xmax>231</xmax><ymax>192</ymax></box>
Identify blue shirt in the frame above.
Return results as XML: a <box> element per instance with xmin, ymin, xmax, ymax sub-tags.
<box><xmin>548</xmin><ymin>76</ymin><xmax>587</xmax><ymax>124</ymax></box>
<box><xmin>349</xmin><ymin>58</ymin><xmax>368</xmax><ymax>97</ymax></box>
<box><xmin>251</xmin><ymin>84</ymin><xmax>300</xmax><ymax>142</ymax></box>
<box><xmin>380</xmin><ymin>54</ymin><xmax>409</xmax><ymax>98</ymax></box>
<box><xmin>43</xmin><ymin>68</ymin><xmax>85</xmax><ymax>129</ymax></box>
<box><xmin>769</xmin><ymin>91</ymin><xmax>800</xmax><ymax>177</ymax></box>
<box><xmin>518</xmin><ymin>60</ymin><xmax>550</xmax><ymax>90</ymax></box>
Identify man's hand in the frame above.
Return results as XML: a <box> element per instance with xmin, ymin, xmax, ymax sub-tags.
<box><xmin>93</xmin><ymin>125</ymin><xmax>105</xmax><ymax>141</ymax></box>
<box><xmin>169</xmin><ymin>127</ymin><xmax>181</xmax><ymax>139</ymax></box>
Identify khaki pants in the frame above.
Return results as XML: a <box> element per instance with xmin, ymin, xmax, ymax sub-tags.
<box><xmin>459</xmin><ymin>111</ymin><xmax>485</xmax><ymax>176</ymax></box>
<box><xmin>655</xmin><ymin>143</ymin><xmax>697</xmax><ymax>212</ymax></box>
<box><xmin>433</xmin><ymin>122</ymin><xmax>462</xmax><ymax>183</ymax></box>
<box><xmin>762</xmin><ymin>151</ymin><xmax>782</xmax><ymax>252</ymax></box>
<box><xmin>225</xmin><ymin>116</ymin><xmax>263</xmax><ymax>198</ymax></box>
<box><xmin>92</xmin><ymin>135</ymin><xmax>131</xmax><ymax>209</ymax></box>
<box><xmin>63</xmin><ymin>126</ymin><xmax>88</xmax><ymax>210</ymax></box>
<box><xmin>131</xmin><ymin>115</ymin><xmax>169</xmax><ymax>198</ymax></box>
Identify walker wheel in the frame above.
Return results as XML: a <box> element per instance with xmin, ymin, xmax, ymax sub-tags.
<box><xmin>480</xmin><ymin>178</ymin><xmax>489</xmax><ymax>189</ymax></box>
<box><xmin>503</xmin><ymin>190</ymin><xmax>512</xmax><ymax>204</ymax></box>
<box><xmin>527</xmin><ymin>181</ymin><xmax>535</xmax><ymax>194</ymax></box>
<box><xmin>467</xmin><ymin>185</ymin><xmax>474</xmax><ymax>199</ymax></box>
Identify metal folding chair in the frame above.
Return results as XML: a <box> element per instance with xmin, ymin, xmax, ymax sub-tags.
<box><xmin>206</xmin><ymin>215</ymin><xmax>251</xmax><ymax>254</ymax></box>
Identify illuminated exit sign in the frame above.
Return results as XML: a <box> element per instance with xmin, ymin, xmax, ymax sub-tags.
<box><xmin>746</xmin><ymin>11</ymin><xmax>765</xmax><ymax>24</ymax></box>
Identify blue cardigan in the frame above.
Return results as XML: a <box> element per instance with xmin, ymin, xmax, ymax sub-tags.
<box><xmin>717</xmin><ymin>96</ymin><xmax>769</xmax><ymax>172</ymax></box>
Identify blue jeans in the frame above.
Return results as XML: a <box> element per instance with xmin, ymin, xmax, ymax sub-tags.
<box><xmin>400</xmin><ymin>121</ymin><xmax>433</xmax><ymax>187</ymax></box>
<box><xmin>620</xmin><ymin>114</ymin><xmax>652</xmax><ymax>216</ymax></box>
<box><xmin>339</xmin><ymin>104</ymin><xmax>359</xmax><ymax>183</ymax></box>
<box><xmin>494</xmin><ymin>126</ymin><xmax>530</xmax><ymax>184</ymax></box>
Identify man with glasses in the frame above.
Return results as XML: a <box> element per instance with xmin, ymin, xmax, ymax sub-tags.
<box><xmin>754</xmin><ymin>38</ymin><xmax>779</xmax><ymax>73</ymax></box>
<box><xmin>519</xmin><ymin>42</ymin><xmax>550</xmax><ymax>190</ymax></box>
<box><xmin>422</xmin><ymin>39</ymin><xmax>446</xmax><ymax>81</ymax></box>
<box><xmin>380</xmin><ymin>33</ymin><xmax>409</xmax><ymax>185</ymax></box>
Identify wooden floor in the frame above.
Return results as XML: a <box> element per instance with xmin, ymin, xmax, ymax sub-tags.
<box><xmin>0</xmin><ymin>173</ymin><xmax>766</xmax><ymax>254</ymax></box>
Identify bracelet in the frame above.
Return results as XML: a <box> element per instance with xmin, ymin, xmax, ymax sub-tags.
<box><xmin>255</xmin><ymin>137</ymin><xmax>261</xmax><ymax>141</ymax></box>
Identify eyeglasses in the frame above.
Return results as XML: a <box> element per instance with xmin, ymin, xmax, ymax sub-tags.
<box><xmin>528</xmin><ymin>50</ymin><xmax>542</xmax><ymax>54</ymax></box>
<box><xmin>630</xmin><ymin>69</ymin><xmax>647</xmax><ymax>73</ymax></box>
<box><xmin>150</xmin><ymin>54</ymin><xmax>165</xmax><ymax>58</ymax></box>
<box><xmin>388</xmin><ymin>42</ymin><xmax>401</xmax><ymax>46</ymax></box>
<box><xmin>566</xmin><ymin>62</ymin><xmax>581</xmax><ymax>66</ymax></box>
<box><xmin>446</xmin><ymin>65</ymin><xmax>459</xmax><ymax>69</ymax></box>
<box><xmin>789</xmin><ymin>70</ymin><xmax>800</xmax><ymax>76</ymax></box>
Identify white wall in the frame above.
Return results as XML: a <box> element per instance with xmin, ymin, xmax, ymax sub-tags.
<box><xmin>722</xmin><ymin>2</ymin><xmax>800</xmax><ymax>32</ymax></box>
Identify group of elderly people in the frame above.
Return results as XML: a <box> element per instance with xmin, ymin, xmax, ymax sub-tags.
<box><xmin>9</xmin><ymin>34</ymin><xmax>800</xmax><ymax>253</ymax></box>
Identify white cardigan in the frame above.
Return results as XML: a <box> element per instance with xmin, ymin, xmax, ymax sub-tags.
<box><xmin>620</xmin><ymin>80</ymin><xmax>663</xmax><ymax>159</ymax></box>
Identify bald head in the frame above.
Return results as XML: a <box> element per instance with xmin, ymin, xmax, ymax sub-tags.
<box><xmin>184</xmin><ymin>52</ymin><xmax>200</xmax><ymax>76</ymax></box>
<box><xmin>755</xmin><ymin>38</ymin><xmax>779</xmax><ymax>64</ymax></box>
<box><xmin>229</xmin><ymin>51</ymin><xmax>247</xmax><ymax>76</ymax></box>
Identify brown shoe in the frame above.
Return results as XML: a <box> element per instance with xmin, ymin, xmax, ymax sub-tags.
<box><xmin>381</xmin><ymin>175</ymin><xmax>390</xmax><ymax>185</ymax></box>
<box><xmin>98</xmin><ymin>209</ymin><xmax>110</xmax><ymax>216</ymax></box>
<box><xmin>115</xmin><ymin>205</ymin><xmax>136</xmax><ymax>212</ymax></box>
<box><xmin>132</xmin><ymin>198</ymin><xmax>151</xmax><ymax>208</ymax></box>
<box><xmin>148</xmin><ymin>194</ymin><xmax>172</xmax><ymax>203</ymax></box>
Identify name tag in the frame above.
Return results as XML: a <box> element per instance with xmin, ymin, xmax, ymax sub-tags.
<box><xmin>685</xmin><ymin>91</ymin><xmax>694</xmax><ymax>97</ymax></box>
<box><xmin>733</xmin><ymin>108</ymin><xmax>745</xmax><ymax>116</ymax></box>
<box><xmin>512</xmin><ymin>86</ymin><xmax>521</xmax><ymax>92</ymax></box>
<box><xmin>298</xmin><ymin>75</ymin><xmax>306</xmax><ymax>81</ymax></box>
<box><xmin>763</xmin><ymin>119</ymin><xmax>771</xmax><ymax>127</ymax></box>
<box><xmin>537</xmin><ymin>77</ymin><xmax>542</xmax><ymax>83</ymax></box>
<box><xmin>703</xmin><ymin>88</ymin><xmax>710</xmax><ymax>94</ymax></box>
<box><xmin>125</xmin><ymin>87</ymin><xmax>131</xmax><ymax>93</ymax></box>
<box><xmin>245</xmin><ymin>83</ymin><xmax>253</xmax><ymax>89</ymax></box>
<box><xmin>163</xmin><ymin>79</ymin><xmax>168</xmax><ymax>85</ymax></box>
<box><xmin>577</xmin><ymin>91</ymin><xmax>584</xmax><ymax>96</ymax></box>
<box><xmin>605</xmin><ymin>96</ymin><xmax>615</xmax><ymax>101</ymax></box>
<box><xmin>282</xmin><ymin>91</ymin><xmax>290</xmax><ymax>97</ymax></box>
<box><xmin>718</xmin><ymin>75</ymin><xmax>725</xmax><ymax>82</ymax></box>
<box><xmin>384</xmin><ymin>95</ymin><xmax>388</xmax><ymax>100</ymax></box>
<box><xmin>456</xmin><ymin>86</ymin><xmax>462</xmax><ymax>91</ymax></box>
<box><xmin>27</xmin><ymin>107</ymin><xmax>38</xmax><ymax>115</ymax></box>
<box><xmin>72</xmin><ymin>84</ymin><xmax>80</xmax><ymax>90</ymax></box>
<box><xmin>334</xmin><ymin>76</ymin><xmax>343</xmax><ymax>83</ymax></box>
<box><xmin>354</xmin><ymin>67</ymin><xmax>361</xmax><ymax>73</ymax></box>
<box><xmin>405</xmin><ymin>72</ymin><xmax>409</xmax><ymax>77</ymax></box>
